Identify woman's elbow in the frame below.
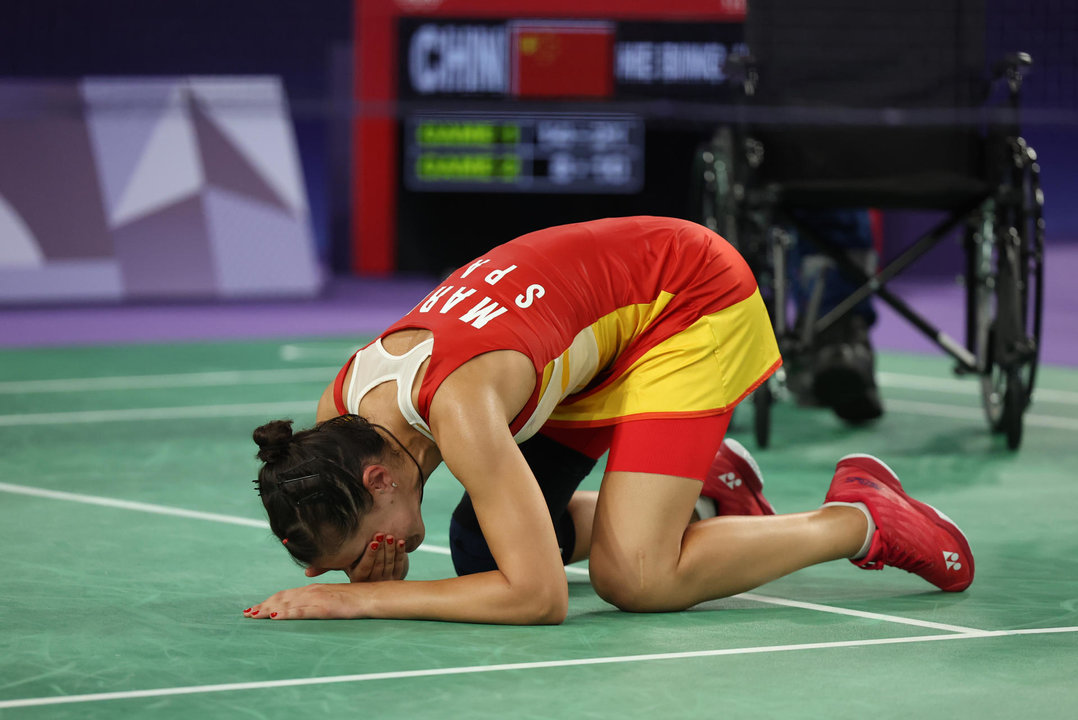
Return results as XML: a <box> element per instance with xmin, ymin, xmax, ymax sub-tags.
<box><xmin>514</xmin><ymin>578</ymin><xmax>568</xmax><ymax>625</ymax></box>
<box><xmin>535</xmin><ymin>590</ymin><xmax>569</xmax><ymax>625</ymax></box>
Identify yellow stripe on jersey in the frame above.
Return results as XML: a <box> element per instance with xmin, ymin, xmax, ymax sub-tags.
<box><xmin>560</xmin><ymin>348</ymin><xmax>573</xmax><ymax>393</ymax></box>
<box><xmin>514</xmin><ymin>293</ymin><xmax>675</xmax><ymax>439</ymax></box>
<box><xmin>548</xmin><ymin>287</ymin><xmax>780</xmax><ymax>425</ymax></box>
<box><xmin>512</xmin><ymin>326</ymin><xmax>600</xmax><ymax>442</ymax></box>
<box><xmin>589</xmin><ymin>290</ymin><xmax>675</xmax><ymax>373</ymax></box>
<box><xmin>535</xmin><ymin>356</ymin><xmax>556</xmax><ymax>409</ymax></box>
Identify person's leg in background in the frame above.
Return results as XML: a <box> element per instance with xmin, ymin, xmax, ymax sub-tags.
<box><xmin>788</xmin><ymin>208</ymin><xmax>884</xmax><ymax>423</ymax></box>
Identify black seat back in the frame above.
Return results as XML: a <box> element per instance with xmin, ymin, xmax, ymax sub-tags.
<box><xmin>746</xmin><ymin>0</ymin><xmax>989</xmax><ymax>202</ymax></box>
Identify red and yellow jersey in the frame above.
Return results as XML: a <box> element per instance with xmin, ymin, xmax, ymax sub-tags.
<box><xmin>337</xmin><ymin>216</ymin><xmax>781</xmax><ymax>442</ymax></box>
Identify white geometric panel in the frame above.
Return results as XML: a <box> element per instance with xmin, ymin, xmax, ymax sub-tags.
<box><xmin>0</xmin><ymin>194</ymin><xmax>43</xmax><ymax>267</ymax></box>
<box><xmin>1</xmin><ymin>76</ymin><xmax>319</xmax><ymax>304</ymax></box>
<box><xmin>188</xmin><ymin>77</ymin><xmax>308</xmax><ymax>216</ymax></box>
<box><xmin>0</xmin><ymin>260</ymin><xmax>122</xmax><ymax>302</ymax></box>
<box><xmin>203</xmin><ymin>187</ymin><xmax>321</xmax><ymax>297</ymax></box>
<box><xmin>109</xmin><ymin>84</ymin><xmax>204</xmax><ymax>228</ymax></box>
<box><xmin>82</xmin><ymin>79</ymin><xmax>179</xmax><ymax>222</ymax></box>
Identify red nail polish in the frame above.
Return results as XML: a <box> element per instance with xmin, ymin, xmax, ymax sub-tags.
<box><xmin>398</xmin><ymin>540</ymin><xmax>405</xmax><ymax>548</ymax></box>
<box><xmin>243</xmin><ymin>608</ymin><xmax>252</xmax><ymax>613</ymax></box>
<box><xmin>251</xmin><ymin>610</ymin><xmax>259</xmax><ymax>615</ymax></box>
<box><xmin>270</xmin><ymin>612</ymin><xmax>278</xmax><ymax>618</ymax></box>
<box><xmin>370</xmin><ymin>541</ymin><xmax>379</xmax><ymax>551</ymax></box>
<box><xmin>375</xmin><ymin>533</ymin><xmax>385</xmax><ymax>542</ymax></box>
<box><xmin>386</xmin><ymin>535</ymin><xmax>395</xmax><ymax>544</ymax></box>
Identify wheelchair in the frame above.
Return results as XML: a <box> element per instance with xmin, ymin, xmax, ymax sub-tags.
<box><xmin>692</xmin><ymin>0</ymin><xmax>1045</xmax><ymax>450</ymax></box>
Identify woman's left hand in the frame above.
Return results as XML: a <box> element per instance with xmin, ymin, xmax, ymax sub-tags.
<box><xmin>302</xmin><ymin>533</ymin><xmax>410</xmax><ymax>583</ymax></box>
<box><xmin>243</xmin><ymin>583</ymin><xmax>367</xmax><ymax>620</ymax></box>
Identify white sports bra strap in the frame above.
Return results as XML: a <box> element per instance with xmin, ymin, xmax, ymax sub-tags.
<box><xmin>344</xmin><ymin>337</ymin><xmax>435</xmax><ymax>441</ymax></box>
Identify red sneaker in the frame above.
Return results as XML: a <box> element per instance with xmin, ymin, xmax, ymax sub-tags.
<box><xmin>700</xmin><ymin>438</ymin><xmax>776</xmax><ymax>516</ymax></box>
<box><xmin>825</xmin><ymin>454</ymin><xmax>974</xmax><ymax>592</ymax></box>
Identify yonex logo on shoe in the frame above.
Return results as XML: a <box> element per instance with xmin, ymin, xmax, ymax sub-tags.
<box><xmin>943</xmin><ymin>551</ymin><xmax>962</xmax><ymax>571</ymax></box>
<box><xmin>844</xmin><ymin>475</ymin><xmax>881</xmax><ymax>490</ymax></box>
<box><xmin>719</xmin><ymin>472</ymin><xmax>742</xmax><ymax>489</ymax></box>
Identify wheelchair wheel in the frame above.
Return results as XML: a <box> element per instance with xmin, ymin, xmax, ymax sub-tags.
<box><xmin>974</xmin><ymin>138</ymin><xmax>1044</xmax><ymax>449</ymax></box>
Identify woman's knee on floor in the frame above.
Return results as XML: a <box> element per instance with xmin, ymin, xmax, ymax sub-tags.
<box><xmin>588</xmin><ymin>546</ymin><xmax>688</xmax><ymax>613</ymax></box>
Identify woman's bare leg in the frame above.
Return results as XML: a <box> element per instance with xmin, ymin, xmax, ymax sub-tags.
<box><xmin>587</xmin><ymin>471</ymin><xmax>866</xmax><ymax>612</ymax></box>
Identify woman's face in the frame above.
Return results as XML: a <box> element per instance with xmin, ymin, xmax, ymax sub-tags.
<box><xmin>308</xmin><ymin>459</ymin><xmax>426</xmax><ymax>581</ymax></box>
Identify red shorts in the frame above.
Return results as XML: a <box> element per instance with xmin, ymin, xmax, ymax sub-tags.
<box><xmin>539</xmin><ymin>412</ymin><xmax>732</xmax><ymax>482</ymax></box>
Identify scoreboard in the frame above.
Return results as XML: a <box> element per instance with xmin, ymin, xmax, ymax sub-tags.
<box><xmin>405</xmin><ymin>113</ymin><xmax>644</xmax><ymax>193</ymax></box>
<box><xmin>352</xmin><ymin>0</ymin><xmax>746</xmax><ymax>275</ymax></box>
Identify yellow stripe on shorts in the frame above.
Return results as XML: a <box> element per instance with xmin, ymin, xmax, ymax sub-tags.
<box><xmin>549</xmin><ymin>287</ymin><xmax>780</xmax><ymax>424</ymax></box>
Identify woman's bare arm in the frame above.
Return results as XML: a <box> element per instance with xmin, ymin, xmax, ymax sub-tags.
<box><xmin>316</xmin><ymin>380</ymin><xmax>338</xmax><ymax>422</ymax></box>
<box><xmin>247</xmin><ymin>364</ymin><xmax>569</xmax><ymax>624</ymax></box>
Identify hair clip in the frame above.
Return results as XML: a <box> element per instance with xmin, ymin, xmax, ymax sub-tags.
<box><xmin>278</xmin><ymin>472</ymin><xmax>319</xmax><ymax>487</ymax></box>
<box><xmin>295</xmin><ymin>490</ymin><xmax>326</xmax><ymax>506</ymax></box>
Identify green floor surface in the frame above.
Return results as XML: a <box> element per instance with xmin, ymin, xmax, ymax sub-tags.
<box><xmin>1</xmin><ymin>338</ymin><xmax>1076</xmax><ymax>718</ymax></box>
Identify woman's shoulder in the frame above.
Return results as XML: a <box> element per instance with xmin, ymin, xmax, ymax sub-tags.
<box><xmin>432</xmin><ymin>350</ymin><xmax>537</xmax><ymax>424</ymax></box>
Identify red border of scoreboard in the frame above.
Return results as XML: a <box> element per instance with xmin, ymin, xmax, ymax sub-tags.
<box><xmin>353</xmin><ymin>0</ymin><xmax>746</xmax><ymax>274</ymax></box>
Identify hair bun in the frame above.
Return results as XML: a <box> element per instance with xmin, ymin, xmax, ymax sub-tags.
<box><xmin>253</xmin><ymin>419</ymin><xmax>295</xmax><ymax>464</ymax></box>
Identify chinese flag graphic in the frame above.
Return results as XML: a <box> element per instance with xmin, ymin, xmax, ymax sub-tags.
<box><xmin>511</xmin><ymin>22</ymin><xmax>614</xmax><ymax>99</ymax></box>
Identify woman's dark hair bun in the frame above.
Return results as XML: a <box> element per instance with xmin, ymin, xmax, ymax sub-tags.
<box><xmin>253</xmin><ymin>419</ymin><xmax>295</xmax><ymax>464</ymax></box>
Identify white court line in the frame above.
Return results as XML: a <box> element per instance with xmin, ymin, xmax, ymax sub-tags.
<box><xmin>279</xmin><ymin>343</ymin><xmax>362</xmax><ymax>362</ymax></box>
<box><xmin>884</xmin><ymin>399</ymin><xmax>1078</xmax><ymax>431</ymax></box>
<box><xmin>0</xmin><ymin>481</ymin><xmax>985</xmax><ymax>634</ymax></box>
<box><xmin>569</xmin><ymin>566</ymin><xmax>977</xmax><ymax>632</ymax></box>
<box><xmin>878</xmin><ymin>371</ymin><xmax>1078</xmax><ymax>406</ymax></box>
<box><xmin>3</xmin><ymin>367</ymin><xmax>1076</xmax><ymax>405</ymax></box>
<box><xmin>736</xmin><ymin>592</ymin><xmax>980</xmax><ymax>633</ymax></box>
<box><xmin>1</xmin><ymin>627</ymin><xmax>1075</xmax><ymax>710</ymax></box>
<box><xmin>0</xmin><ymin>482</ymin><xmax>271</xmax><ymax>529</ymax></box>
<box><xmin>0</xmin><ymin>368</ymin><xmax>338</xmax><ymax>394</ymax></box>
<box><xmin>0</xmin><ymin>401</ymin><xmax>315</xmax><ymax>426</ymax></box>
<box><xmin>1</xmin><ymin>397</ymin><xmax>1074</xmax><ymax>431</ymax></box>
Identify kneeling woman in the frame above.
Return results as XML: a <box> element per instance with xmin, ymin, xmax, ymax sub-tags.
<box><xmin>245</xmin><ymin>216</ymin><xmax>973</xmax><ymax>624</ymax></box>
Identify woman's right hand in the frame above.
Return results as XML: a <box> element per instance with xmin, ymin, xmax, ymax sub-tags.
<box><xmin>303</xmin><ymin>533</ymin><xmax>409</xmax><ymax>582</ymax></box>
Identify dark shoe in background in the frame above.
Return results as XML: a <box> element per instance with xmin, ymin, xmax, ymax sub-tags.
<box><xmin>810</xmin><ymin>314</ymin><xmax>884</xmax><ymax>423</ymax></box>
